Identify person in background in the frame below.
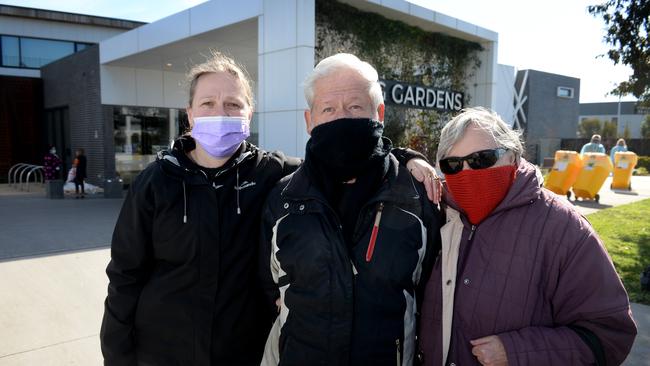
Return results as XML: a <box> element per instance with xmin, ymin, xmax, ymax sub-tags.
<box><xmin>419</xmin><ymin>107</ymin><xmax>636</xmax><ymax>366</ymax></box>
<box><xmin>580</xmin><ymin>134</ymin><xmax>606</xmax><ymax>154</ymax></box>
<box><xmin>73</xmin><ymin>148</ymin><xmax>87</xmax><ymax>198</ymax></box>
<box><xmin>610</xmin><ymin>138</ymin><xmax>628</xmax><ymax>163</ymax></box>
<box><xmin>43</xmin><ymin>145</ymin><xmax>62</xmax><ymax>180</ymax></box>
<box><xmin>100</xmin><ymin>50</ymin><xmax>438</xmax><ymax>366</ymax></box>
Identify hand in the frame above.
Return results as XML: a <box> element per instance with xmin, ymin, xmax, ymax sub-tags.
<box><xmin>470</xmin><ymin>335</ymin><xmax>509</xmax><ymax>366</ymax></box>
<box><xmin>406</xmin><ymin>158</ymin><xmax>442</xmax><ymax>204</ymax></box>
<box><xmin>275</xmin><ymin>298</ymin><xmax>281</xmax><ymax>313</ymax></box>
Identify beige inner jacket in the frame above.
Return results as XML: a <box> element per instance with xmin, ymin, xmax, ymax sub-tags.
<box><xmin>439</xmin><ymin>206</ymin><xmax>463</xmax><ymax>366</ymax></box>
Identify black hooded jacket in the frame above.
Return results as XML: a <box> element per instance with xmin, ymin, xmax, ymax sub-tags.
<box><xmin>100</xmin><ymin>137</ymin><xmax>301</xmax><ymax>366</ymax></box>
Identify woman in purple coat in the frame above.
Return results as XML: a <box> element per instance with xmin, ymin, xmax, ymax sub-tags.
<box><xmin>418</xmin><ymin>107</ymin><xmax>636</xmax><ymax>366</ymax></box>
<box><xmin>43</xmin><ymin>145</ymin><xmax>62</xmax><ymax>180</ymax></box>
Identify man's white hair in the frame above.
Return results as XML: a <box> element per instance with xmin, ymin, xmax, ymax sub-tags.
<box><xmin>303</xmin><ymin>53</ymin><xmax>384</xmax><ymax>110</ymax></box>
<box><xmin>437</xmin><ymin>107</ymin><xmax>525</xmax><ymax>163</ymax></box>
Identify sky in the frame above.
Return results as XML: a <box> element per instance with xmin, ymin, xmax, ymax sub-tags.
<box><xmin>3</xmin><ymin>0</ymin><xmax>636</xmax><ymax>103</ymax></box>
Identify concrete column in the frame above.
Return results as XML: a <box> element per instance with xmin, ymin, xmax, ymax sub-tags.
<box><xmin>257</xmin><ymin>0</ymin><xmax>315</xmax><ymax>158</ymax></box>
<box><xmin>467</xmin><ymin>39</ymin><xmax>498</xmax><ymax>110</ymax></box>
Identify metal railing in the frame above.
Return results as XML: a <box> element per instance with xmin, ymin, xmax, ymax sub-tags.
<box><xmin>7</xmin><ymin>163</ymin><xmax>45</xmax><ymax>191</ymax></box>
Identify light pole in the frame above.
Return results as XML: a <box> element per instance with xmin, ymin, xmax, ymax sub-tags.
<box><xmin>617</xmin><ymin>95</ymin><xmax>621</xmax><ymax>136</ymax></box>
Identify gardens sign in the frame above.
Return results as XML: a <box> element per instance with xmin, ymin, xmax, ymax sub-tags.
<box><xmin>379</xmin><ymin>79</ymin><xmax>464</xmax><ymax>112</ymax></box>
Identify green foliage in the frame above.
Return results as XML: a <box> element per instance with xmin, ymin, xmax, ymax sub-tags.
<box><xmin>315</xmin><ymin>0</ymin><xmax>484</xmax><ymax>155</ymax></box>
<box><xmin>635</xmin><ymin>167</ymin><xmax>649</xmax><ymax>175</ymax></box>
<box><xmin>637</xmin><ymin>155</ymin><xmax>650</xmax><ymax>171</ymax></box>
<box><xmin>587</xmin><ymin>199</ymin><xmax>650</xmax><ymax>304</ymax></box>
<box><xmin>578</xmin><ymin>118</ymin><xmax>602</xmax><ymax>138</ymax></box>
<box><xmin>601</xmin><ymin>120</ymin><xmax>618</xmax><ymax>139</ymax></box>
<box><xmin>589</xmin><ymin>1</ymin><xmax>650</xmax><ymax>105</ymax></box>
<box><xmin>404</xmin><ymin>110</ymin><xmax>444</xmax><ymax>162</ymax></box>
<box><xmin>641</xmin><ymin>115</ymin><xmax>650</xmax><ymax>138</ymax></box>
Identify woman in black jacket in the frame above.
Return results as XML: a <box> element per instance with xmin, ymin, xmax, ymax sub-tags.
<box><xmin>100</xmin><ymin>51</ymin><xmax>302</xmax><ymax>366</ymax></box>
<box><xmin>100</xmin><ymin>51</ymin><xmax>437</xmax><ymax>366</ymax></box>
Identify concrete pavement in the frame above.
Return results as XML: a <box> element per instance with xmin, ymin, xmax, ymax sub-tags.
<box><xmin>569</xmin><ymin>175</ymin><xmax>650</xmax><ymax>216</ymax></box>
<box><xmin>0</xmin><ymin>177</ymin><xmax>649</xmax><ymax>365</ymax></box>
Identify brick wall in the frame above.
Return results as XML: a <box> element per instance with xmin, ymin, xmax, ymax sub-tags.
<box><xmin>41</xmin><ymin>45</ymin><xmax>114</xmax><ymax>186</ymax></box>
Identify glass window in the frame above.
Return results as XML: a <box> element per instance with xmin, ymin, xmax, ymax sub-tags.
<box><xmin>20</xmin><ymin>38</ymin><xmax>74</xmax><ymax>68</ymax></box>
<box><xmin>1</xmin><ymin>36</ymin><xmax>19</xmax><ymax>67</ymax></box>
<box><xmin>557</xmin><ymin>86</ymin><xmax>574</xmax><ymax>99</ymax></box>
<box><xmin>114</xmin><ymin>106</ymin><xmax>182</xmax><ymax>184</ymax></box>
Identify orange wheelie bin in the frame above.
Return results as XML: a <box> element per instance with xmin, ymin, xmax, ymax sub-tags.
<box><xmin>571</xmin><ymin>153</ymin><xmax>613</xmax><ymax>202</ymax></box>
<box><xmin>611</xmin><ymin>151</ymin><xmax>638</xmax><ymax>190</ymax></box>
<box><xmin>544</xmin><ymin>150</ymin><xmax>582</xmax><ymax>199</ymax></box>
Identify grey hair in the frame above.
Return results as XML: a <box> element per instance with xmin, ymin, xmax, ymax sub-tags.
<box><xmin>303</xmin><ymin>53</ymin><xmax>383</xmax><ymax>110</ymax></box>
<box><xmin>436</xmin><ymin>107</ymin><xmax>524</xmax><ymax>163</ymax></box>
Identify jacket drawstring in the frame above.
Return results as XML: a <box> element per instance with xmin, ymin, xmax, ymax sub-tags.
<box><xmin>236</xmin><ymin>167</ymin><xmax>241</xmax><ymax>215</ymax></box>
<box><xmin>182</xmin><ymin>180</ymin><xmax>188</xmax><ymax>224</ymax></box>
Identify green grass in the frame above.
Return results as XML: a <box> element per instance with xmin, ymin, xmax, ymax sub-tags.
<box><xmin>587</xmin><ymin>198</ymin><xmax>650</xmax><ymax>305</ymax></box>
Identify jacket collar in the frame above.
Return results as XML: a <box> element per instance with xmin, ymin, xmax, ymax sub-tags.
<box><xmin>157</xmin><ymin>136</ymin><xmax>257</xmax><ymax>185</ymax></box>
<box><xmin>281</xmin><ymin>153</ymin><xmax>420</xmax><ymax>206</ymax></box>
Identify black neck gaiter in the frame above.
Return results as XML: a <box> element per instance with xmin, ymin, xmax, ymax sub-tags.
<box><xmin>303</xmin><ymin>118</ymin><xmax>391</xmax><ymax>244</ymax></box>
<box><xmin>308</xmin><ymin>118</ymin><xmax>387</xmax><ymax>182</ymax></box>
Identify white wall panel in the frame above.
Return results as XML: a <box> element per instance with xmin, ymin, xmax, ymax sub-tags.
<box><xmin>135</xmin><ymin>69</ymin><xmax>164</xmax><ymax>107</ymax></box>
<box><xmin>100</xmin><ymin>65</ymin><xmax>136</xmax><ymax>106</ymax></box>
<box><xmin>138</xmin><ymin>11</ymin><xmax>190</xmax><ymax>51</ymax></box>
<box><xmin>190</xmin><ymin>0</ymin><xmax>262</xmax><ymax>36</ymax></box>
<box><xmin>163</xmin><ymin>71</ymin><xmax>187</xmax><ymax>109</ymax></box>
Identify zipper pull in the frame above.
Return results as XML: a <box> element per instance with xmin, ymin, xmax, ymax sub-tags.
<box><xmin>396</xmin><ymin>339</ymin><xmax>401</xmax><ymax>366</ymax></box>
<box><xmin>365</xmin><ymin>202</ymin><xmax>384</xmax><ymax>262</ymax></box>
<box><xmin>468</xmin><ymin>224</ymin><xmax>476</xmax><ymax>241</ymax></box>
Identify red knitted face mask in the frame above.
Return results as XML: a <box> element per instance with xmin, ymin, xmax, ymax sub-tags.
<box><xmin>445</xmin><ymin>165</ymin><xmax>517</xmax><ymax>225</ymax></box>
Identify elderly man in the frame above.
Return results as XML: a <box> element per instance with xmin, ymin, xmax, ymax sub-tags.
<box><xmin>259</xmin><ymin>53</ymin><xmax>442</xmax><ymax>366</ymax></box>
<box><xmin>580</xmin><ymin>134</ymin><xmax>606</xmax><ymax>154</ymax></box>
<box><xmin>419</xmin><ymin>107</ymin><xmax>636</xmax><ymax>366</ymax></box>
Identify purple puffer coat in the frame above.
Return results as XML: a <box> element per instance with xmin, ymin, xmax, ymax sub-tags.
<box><xmin>419</xmin><ymin>160</ymin><xmax>636</xmax><ymax>366</ymax></box>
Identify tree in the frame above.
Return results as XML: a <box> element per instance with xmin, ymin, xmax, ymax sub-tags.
<box><xmin>589</xmin><ymin>1</ymin><xmax>650</xmax><ymax>105</ymax></box>
<box><xmin>641</xmin><ymin>115</ymin><xmax>650</xmax><ymax>138</ymax></box>
<box><xmin>578</xmin><ymin>118</ymin><xmax>602</xmax><ymax>138</ymax></box>
<box><xmin>601</xmin><ymin>120</ymin><xmax>618</xmax><ymax>139</ymax></box>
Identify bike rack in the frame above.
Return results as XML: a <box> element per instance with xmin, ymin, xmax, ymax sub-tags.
<box><xmin>8</xmin><ymin>163</ymin><xmax>45</xmax><ymax>191</ymax></box>
<box><xmin>24</xmin><ymin>166</ymin><xmax>44</xmax><ymax>191</ymax></box>
<box><xmin>8</xmin><ymin>163</ymin><xmax>31</xmax><ymax>188</ymax></box>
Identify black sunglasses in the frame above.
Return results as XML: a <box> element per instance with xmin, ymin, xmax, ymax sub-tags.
<box><xmin>439</xmin><ymin>148</ymin><xmax>509</xmax><ymax>175</ymax></box>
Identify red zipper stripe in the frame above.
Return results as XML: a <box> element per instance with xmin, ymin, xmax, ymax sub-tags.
<box><xmin>366</xmin><ymin>203</ymin><xmax>384</xmax><ymax>262</ymax></box>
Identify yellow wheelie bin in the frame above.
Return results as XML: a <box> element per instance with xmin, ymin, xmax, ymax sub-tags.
<box><xmin>544</xmin><ymin>150</ymin><xmax>582</xmax><ymax>199</ymax></box>
<box><xmin>571</xmin><ymin>153</ymin><xmax>613</xmax><ymax>202</ymax></box>
<box><xmin>611</xmin><ymin>151</ymin><xmax>638</xmax><ymax>190</ymax></box>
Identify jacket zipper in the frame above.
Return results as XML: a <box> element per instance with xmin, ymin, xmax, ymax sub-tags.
<box><xmin>468</xmin><ymin>224</ymin><xmax>476</xmax><ymax>241</ymax></box>
<box><xmin>365</xmin><ymin>202</ymin><xmax>384</xmax><ymax>262</ymax></box>
<box><xmin>396</xmin><ymin>338</ymin><xmax>401</xmax><ymax>366</ymax></box>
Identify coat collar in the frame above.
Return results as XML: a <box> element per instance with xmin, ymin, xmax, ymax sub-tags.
<box><xmin>280</xmin><ymin>153</ymin><xmax>422</xmax><ymax>207</ymax></box>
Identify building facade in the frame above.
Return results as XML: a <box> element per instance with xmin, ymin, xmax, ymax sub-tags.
<box><xmin>580</xmin><ymin>101</ymin><xmax>647</xmax><ymax>139</ymax></box>
<box><xmin>0</xmin><ymin>5</ymin><xmax>143</xmax><ymax>182</ymax></box>
<box><xmin>514</xmin><ymin>69</ymin><xmax>581</xmax><ymax>164</ymax></box>
<box><xmin>4</xmin><ymin>0</ymin><xmax>505</xmax><ymax>185</ymax></box>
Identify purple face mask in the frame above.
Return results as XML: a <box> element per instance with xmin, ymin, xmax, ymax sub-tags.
<box><xmin>191</xmin><ymin>116</ymin><xmax>250</xmax><ymax>158</ymax></box>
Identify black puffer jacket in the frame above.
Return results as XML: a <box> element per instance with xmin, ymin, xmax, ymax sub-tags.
<box><xmin>259</xmin><ymin>154</ymin><xmax>442</xmax><ymax>366</ymax></box>
<box><xmin>100</xmin><ymin>137</ymin><xmax>301</xmax><ymax>366</ymax></box>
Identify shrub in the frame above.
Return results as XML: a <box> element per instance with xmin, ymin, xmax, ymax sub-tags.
<box><xmin>638</xmin><ymin>156</ymin><xmax>650</xmax><ymax>171</ymax></box>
